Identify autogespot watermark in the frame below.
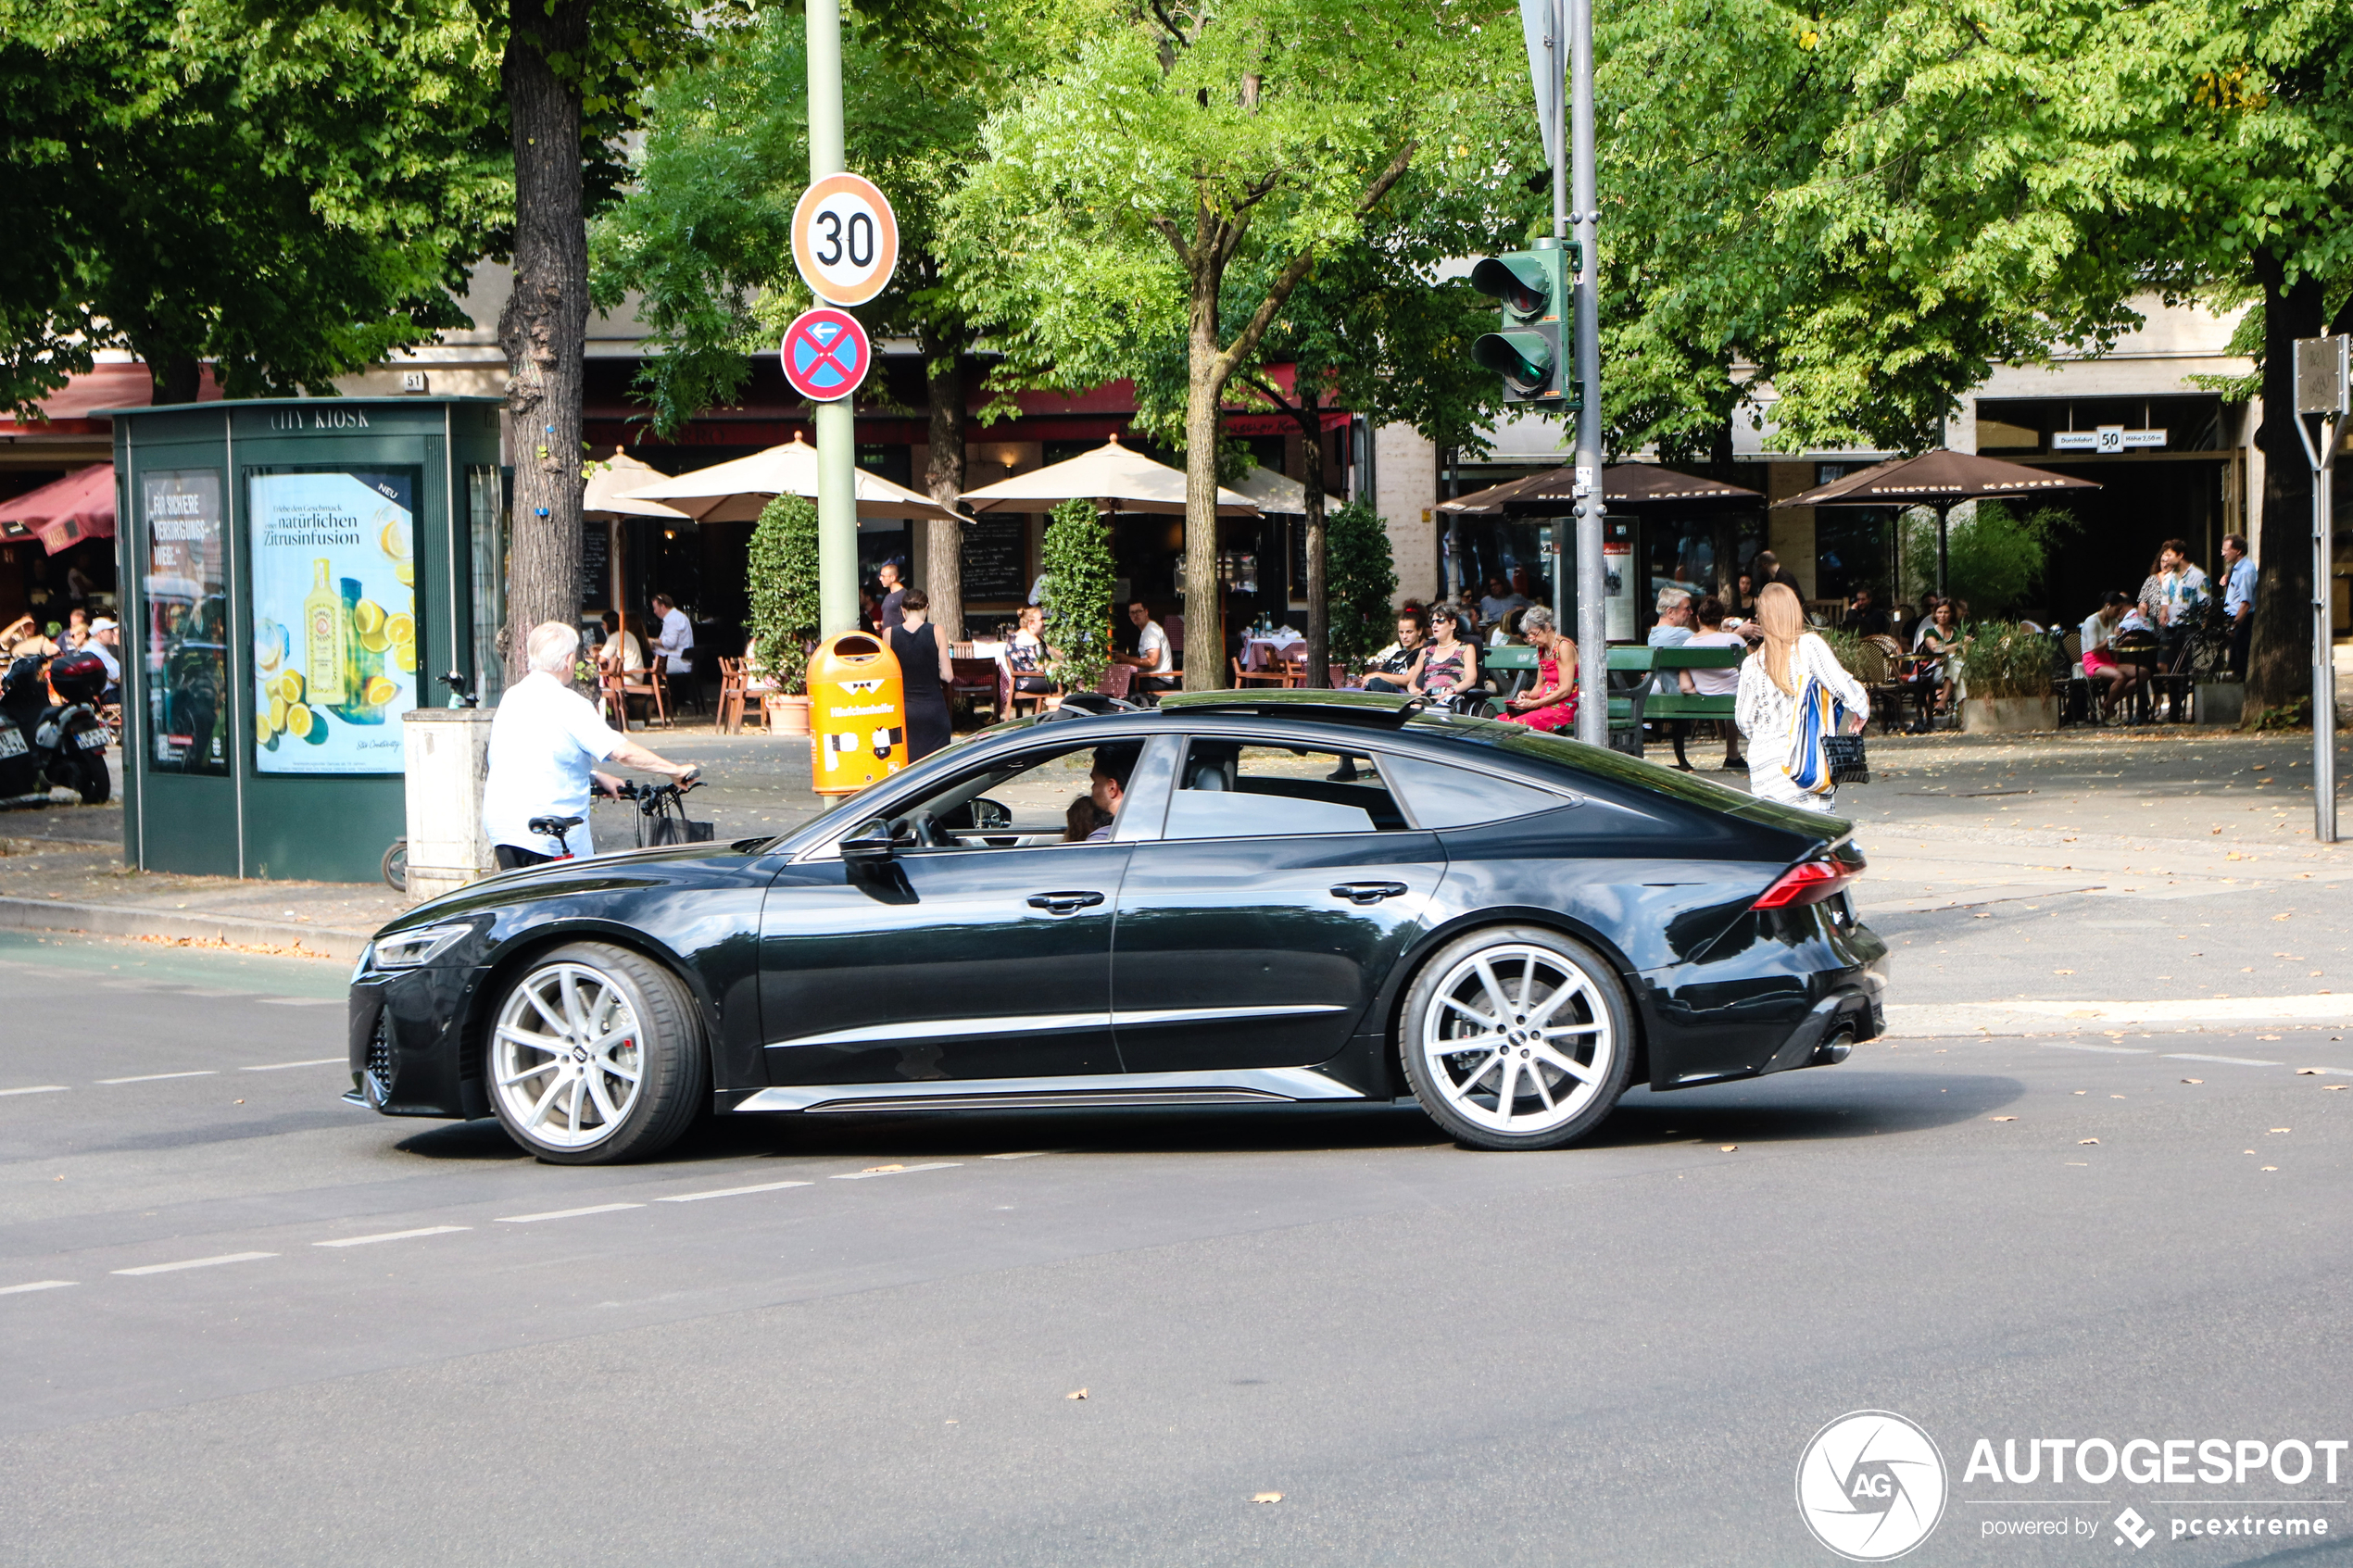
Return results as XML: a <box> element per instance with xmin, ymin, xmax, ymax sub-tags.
<box><xmin>1796</xmin><ymin>1413</ymin><xmax>2347</xmax><ymax>1558</ymax></box>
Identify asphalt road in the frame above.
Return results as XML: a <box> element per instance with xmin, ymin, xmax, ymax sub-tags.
<box><xmin>4</xmin><ymin>929</ymin><xmax>2350</xmax><ymax>1565</ymax></box>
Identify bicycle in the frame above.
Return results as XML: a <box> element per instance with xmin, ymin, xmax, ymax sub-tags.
<box><xmin>613</xmin><ymin>770</ymin><xmax>710</xmax><ymax>847</ymax></box>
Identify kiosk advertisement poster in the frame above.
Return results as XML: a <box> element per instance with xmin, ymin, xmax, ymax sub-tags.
<box><xmin>247</xmin><ymin>470</ymin><xmax>419</xmax><ymax>774</ymax></box>
<box><xmin>143</xmin><ymin>470</ymin><xmax>229</xmax><ymax>775</ymax></box>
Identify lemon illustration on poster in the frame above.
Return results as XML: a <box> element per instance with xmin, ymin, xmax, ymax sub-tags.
<box><xmin>247</xmin><ymin>470</ymin><xmax>420</xmax><ymax>774</ymax></box>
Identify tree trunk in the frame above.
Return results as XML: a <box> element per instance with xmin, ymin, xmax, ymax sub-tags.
<box><xmin>1182</xmin><ymin>266</ymin><xmax>1225</xmax><ymax>692</ymax></box>
<box><xmin>924</xmin><ymin>341</ymin><xmax>965</xmax><ymax>644</ymax></box>
<box><xmin>150</xmin><ymin>356</ymin><xmax>202</xmax><ymax>408</ymax></box>
<box><xmin>2247</xmin><ymin>252</ymin><xmax>2325</xmax><ymax>720</ymax></box>
<box><xmin>496</xmin><ymin>0</ymin><xmax>591</xmax><ymax>689</ymax></box>
<box><xmin>1297</xmin><ymin>390</ymin><xmax>1327</xmax><ymax>687</ymax></box>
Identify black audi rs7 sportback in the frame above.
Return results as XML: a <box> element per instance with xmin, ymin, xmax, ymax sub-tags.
<box><xmin>348</xmin><ymin>691</ymin><xmax>1887</xmax><ymax>1162</ymax></box>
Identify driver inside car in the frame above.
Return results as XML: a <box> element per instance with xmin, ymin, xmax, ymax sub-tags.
<box><xmin>1077</xmin><ymin>743</ymin><xmax>1139</xmax><ymax>843</ymax></box>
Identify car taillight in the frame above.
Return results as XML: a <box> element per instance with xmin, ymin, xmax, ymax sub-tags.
<box><xmin>1753</xmin><ymin>856</ymin><xmax>1856</xmax><ymax>909</ymax></box>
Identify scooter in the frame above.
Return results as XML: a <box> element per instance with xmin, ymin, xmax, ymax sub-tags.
<box><xmin>0</xmin><ymin>649</ymin><xmax>111</xmax><ymax>805</ymax></box>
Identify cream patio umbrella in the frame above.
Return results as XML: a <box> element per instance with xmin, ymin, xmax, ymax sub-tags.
<box><xmin>584</xmin><ymin>449</ymin><xmax>692</xmax><ymax>521</ymax></box>
<box><xmin>618</xmin><ymin>434</ymin><xmax>970</xmax><ymax>523</ymax></box>
<box><xmin>1228</xmin><ymin>463</ymin><xmax>1345</xmax><ymax>517</ymax></box>
<box><xmin>959</xmin><ymin>434</ymin><xmax>1258</xmax><ymax>516</ymax></box>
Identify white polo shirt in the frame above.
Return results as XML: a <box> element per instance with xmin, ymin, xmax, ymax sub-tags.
<box><xmin>481</xmin><ymin>671</ymin><xmax>623</xmax><ymax>856</ymax></box>
<box><xmin>1137</xmin><ymin>621</ymin><xmax>1173</xmax><ymax>675</ymax></box>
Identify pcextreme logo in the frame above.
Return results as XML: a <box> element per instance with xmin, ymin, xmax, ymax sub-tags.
<box><xmin>1797</xmin><ymin>1411</ymin><xmax>1950</xmax><ymax>1561</ymax></box>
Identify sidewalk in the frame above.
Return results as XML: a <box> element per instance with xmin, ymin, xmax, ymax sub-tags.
<box><xmin>6</xmin><ymin>720</ymin><xmax>2347</xmax><ymax>981</ymax></box>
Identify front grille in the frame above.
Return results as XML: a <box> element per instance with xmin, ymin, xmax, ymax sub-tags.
<box><xmin>366</xmin><ymin>1013</ymin><xmax>396</xmax><ymax>1104</ymax></box>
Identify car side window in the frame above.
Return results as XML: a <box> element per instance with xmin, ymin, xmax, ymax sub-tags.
<box><xmin>1378</xmin><ymin>752</ymin><xmax>1572</xmax><ymax>830</ymax></box>
<box><xmin>1160</xmin><ymin>742</ymin><xmax>1411</xmax><ymax>839</ymax></box>
<box><xmin>868</xmin><ymin>742</ymin><xmax>1117</xmax><ymax>851</ymax></box>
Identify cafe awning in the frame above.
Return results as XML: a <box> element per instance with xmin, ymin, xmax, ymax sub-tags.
<box><xmin>0</xmin><ymin>463</ymin><xmax>116</xmax><ymax>554</ymax></box>
<box><xmin>1437</xmin><ymin>463</ymin><xmax>1761</xmax><ymax>518</ymax></box>
<box><xmin>1774</xmin><ymin>449</ymin><xmax>2098</xmax><ymax>595</ymax></box>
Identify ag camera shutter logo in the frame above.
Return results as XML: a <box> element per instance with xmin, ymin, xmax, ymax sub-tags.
<box><xmin>1796</xmin><ymin>1411</ymin><xmax>1948</xmax><ymax>1561</ymax></box>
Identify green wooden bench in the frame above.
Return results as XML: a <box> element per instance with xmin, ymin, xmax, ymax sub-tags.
<box><xmin>1643</xmin><ymin>643</ymin><xmax>1747</xmax><ymax>721</ymax></box>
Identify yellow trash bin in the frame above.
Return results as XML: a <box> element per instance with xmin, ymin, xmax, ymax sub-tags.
<box><xmin>807</xmin><ymin>632</ymin><xmax>909</xmax><ymax>795</ymax></box>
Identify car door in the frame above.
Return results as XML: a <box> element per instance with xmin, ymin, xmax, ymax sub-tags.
<box><xmin>757</xmin><ymin>734</ymin><xmax>1178</xmax><ymax>1086</ymax></box>
<box><xmin>1110</xmin><ymin>734</ymin><xmax>1445</xmax><ymax>1073</ymax></box>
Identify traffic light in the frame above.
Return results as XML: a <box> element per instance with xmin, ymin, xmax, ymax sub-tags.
<box><xmin>1469</xmin><ymin>240</ymin><xmax>1579</xmax><ymax>408</ymax></box>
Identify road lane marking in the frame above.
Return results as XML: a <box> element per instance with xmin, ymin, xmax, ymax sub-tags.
<box><xmin>258</xmin><ymin>997</ymin><xmax>343</xmax><ymax>1007</ymax></box>
<box><xmin>831</xmin><ymin>1162</ymin><xmax>963</xmax><ymax>1180</ymax></box>
<box><xmin>112</xmin><ymin>1252</ymin><xmax>277</xmax><ymax>1275</ymax></box>
<box><xmin>240</xmin><ymin>1058</ymin><xmax>346</xmax><ymax>1072</ymax></box>
<box><xmin>495</xmin><ymin>1203</ymin><xmax>645</xmax><ymax>1223</ymax></box>
<box><xmin>982</xmin><ymin>1150</ymin><xmax>1069</xmax><ymax>1160</ymax></box>
<box><xmin>655</xmin><ymin>1180</ymin><xmax>813</xmax><ymax>1203</ymax></box>
<box><xmin>2163</xmin><ymin>1053</ymin><xmax>2283</xmax><ymax>1067</ymax></box>
<box><xmin>0</xmin><ymin>1085</ymin><xmax>69</xmax><ymax>1097</ymax></box>
<box><xmin>0</xmin><ymin>1279</ymin><xmax>76</xmax><ymax>1295</ymax></box>
<box><xmin>97</xmin><ymin>1071</ymin><xmax>219</xmax><ymax>1084</ymax></box>
<box><xmin>2045</xmin><ymin>1045</ymin><xmax>2149</xmax><ymax>1055</ymax></box>
<box><xmin>314</xmin><ymin>1225</ymin><xmax>472</xmax><ymax>1248</ymax></box>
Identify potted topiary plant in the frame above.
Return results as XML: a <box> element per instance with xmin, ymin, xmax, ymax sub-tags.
<box><xmin>1955</xmin><ymin>622</ymin><xmax>2058</xmax><ymax>734</ymax></box>
<box><xmin>747</xmin><ymin>493</ymin><xmax>821</xmax><ymax>734</ymax></box>
<box><xmin>1039</xmin><ymin>497</ymin><xmax>1116</xmax><ymax>693</ymax></box>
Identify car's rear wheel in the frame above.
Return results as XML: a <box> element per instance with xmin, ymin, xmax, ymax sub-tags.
<box><xmin>1400</xmin><ymin>926</ymin><xmax>1632</xmax><ymax>1150</ymax></box>
<box><xmin>486</xmin><ymin>943</ymin><xmax>705</xmax><ymax>1164</ymax></box>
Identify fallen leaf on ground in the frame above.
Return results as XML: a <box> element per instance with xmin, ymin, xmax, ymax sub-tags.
<box><xmin>2182</xmin><ymin>1078</ymin><xmax>2203</xmax><ymax>1085</ymax></box>
<box><xmin>2079</xmin><ymin>1138</ymin><xmax>2099</xmax><ymax>1146</ymax></box>
<box><xmin>1065</xmin><ymin>1388</ymin><xmax>1088</xmax><ymax>1400</ymax></box>
<box><xmin>1251</xmin><ymin>1493</ymin><xmax>1284</xmax><ymax>1504</ymax></box>
<box><xmin>2054</xmin><ymin>969</ymin><xmax>2075</xmax><ymax>975</ymax></box>
<box><xmin>2270</xmin><ymin>1128</ymin><xmax>2291</xmax><ymax>1134</ymax></box>
<box><xmin>1990</xmin><ymin>1116</ymin><xmax>2018</xmax><ymax>1122</ymax></box>
<box><xmin>862</xmin><ymin>1164</ymin><xmax>907</xmax><ymax>1174</ymax></box>
<box><xmin>2296</xmin><ymin>1068</ymin><xmax>2322</xmax><ymax>1074</ymax></box>
<box><xmin>1718</xmin><ymin>1144</ymin><xmax>1738</xmax><ymax>1152</ymax></box>
<box><xmin>2327</xmin><ymin>1085</ymin><xmax>2348</xmax><ymax>1092</ymax></box>
<box><xmin>2261</xmin><ymin>1166</ymin><xmax>2278</xmax><ymax>1172</ymax></box>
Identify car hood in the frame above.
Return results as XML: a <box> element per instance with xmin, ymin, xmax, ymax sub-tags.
<box><xmin>373</xmin><ymin>838</ymin><xmax>774</xmax><ymax>939</ymax></box>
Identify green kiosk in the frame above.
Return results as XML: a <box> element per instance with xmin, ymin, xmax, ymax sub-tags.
<box><xmin>110</xmin><ymin>397</ymin><xmax>505</xmax><ymax>883</ymax></box>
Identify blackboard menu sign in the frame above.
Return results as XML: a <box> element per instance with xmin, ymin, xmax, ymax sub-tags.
<box><xmin>581</xmin><ymin>520</ymin><xmax>611</xmax><ymax>611</ymax></box>
<box><xmin>962</xmin><ymin>515</ymin><xmax>1028</xmax><ymax>601</ymax></box>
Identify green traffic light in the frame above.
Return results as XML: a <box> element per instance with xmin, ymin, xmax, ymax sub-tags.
<box><xmin>1473</xmin><ymin>329</ymin><xmax>1555</xmax><ymax>394</ymax></box>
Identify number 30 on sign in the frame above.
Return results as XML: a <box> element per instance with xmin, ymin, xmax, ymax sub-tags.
<box><xmin>792</xmin><ymin>173</ymin><xmax>899</xmax><ymax>307</ymax></box>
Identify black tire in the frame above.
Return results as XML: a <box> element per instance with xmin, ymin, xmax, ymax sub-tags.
<box><xmin>51</xmin><ymin>732</ymin><xmax>109</xmax><ymax>804</ymax></box>
<box><xmin>1398</xmin><ymin>925</ymin><xmax>1635</xmax><ymax>1151</ymax></box>
<box><xmin>484</xmin><ymin>942</ymin><xmax>707</xmax><ymax>1165</ymax></box>
<box><xmin>382</xmin><ymin>839</ymin><xmax>408</xmax><ymax>893</ymax></box>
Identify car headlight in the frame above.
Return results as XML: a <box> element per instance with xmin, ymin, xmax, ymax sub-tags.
<box><xmin>371</xmin><ymin>922</ymin><xmax>472</xmax><ymax>970</ymax></box>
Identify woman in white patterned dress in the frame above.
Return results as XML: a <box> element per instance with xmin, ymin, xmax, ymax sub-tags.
<box><xmin>1735</xmin><ymin>583</ymin><xmax>1869</xmax><ymax>812</ymax></box>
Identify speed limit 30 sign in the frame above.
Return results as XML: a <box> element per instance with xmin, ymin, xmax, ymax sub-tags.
<box><xmin>792</xmin><ymin>173</ymin><xmax>900</xmax><ymax>307</ymax></box>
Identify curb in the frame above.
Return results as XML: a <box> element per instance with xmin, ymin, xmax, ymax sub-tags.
<box><xmin>0</xmin><ymin>897</ymin><xmax>372</xmax><ymax>962</ymax></box>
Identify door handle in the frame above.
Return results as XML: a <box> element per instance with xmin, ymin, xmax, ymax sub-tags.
<box><xmin>1329</xmin><ymin>881</ymin><xmax>1409</xmax><ymax>906</ymax></box>
<box><xmin>1026</xmin><ymin>890</ymin><xmax>1106</xmax><ymax>915</ymax></box>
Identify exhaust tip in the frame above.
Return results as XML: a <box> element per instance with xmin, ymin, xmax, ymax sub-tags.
<box><xmin>1810</xmin><ymin>1031</ymin><xmax>1855</xmax><ymax>1067</ymax></box>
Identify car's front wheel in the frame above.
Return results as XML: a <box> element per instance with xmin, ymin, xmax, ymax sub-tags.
<box><xmin>485</xmin><ymin>943</ymin><xmax>705</xmax><ymax>1164</ymax></box>
<box><xmin>1400</xmin><ymin>926</ymin><xmax>1633</xmax><ymax>1150</ymax></box>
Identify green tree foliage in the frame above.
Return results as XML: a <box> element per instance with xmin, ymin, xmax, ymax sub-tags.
<box><xmin>1038</xmin><ymin>498</ymin><xmax>1116</xmax><ymax>692</ymax></box>
<box><xmin>1898</xmin><ymin>503</ymin><xmax>2075</xmax><ymax>620</ymax></box>
<box><xmin>1323</xmin><ymin>500</ymin><xmax>1399</xmax><ymax>672</ymax></box>
<box><xmin>0</xmin><ymin>0</ymin><xmax>508</xmax><ymax>411</ymax></box>
<box><xmin>946</xmin><ymin>0</ymin><xmax>1523</xmax><ymax>688</ymax></box>
<box><xmin>747</xmin><ymin>494</ymin><xmax>824</xmax><ymax>695</ymax></box>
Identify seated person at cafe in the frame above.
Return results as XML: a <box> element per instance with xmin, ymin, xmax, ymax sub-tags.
<box><xmin>2079</xmin><ymin>592</ymin><xmax>2142</xmax><ymax>721</ymax></box>
<box><xmin>1008</xmin><ymin>604</ymin><xmax>1057</xmax><ymax>695</ymax></box>
<box><xmin>1111</xmin><ymin>601</ymin><xmax>1180</xmax><ymax>694</ymax></box>
<box><xmin>1361</xmin><ymin>609</ymin><xmax>1428</xmax><ymax>694</ymax></box>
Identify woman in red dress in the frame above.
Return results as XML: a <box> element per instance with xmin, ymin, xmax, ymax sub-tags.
<box><xmin>1497</xmin><ymin>605</ymin><xmax>1579</xmax><ymax>732</ymax></box>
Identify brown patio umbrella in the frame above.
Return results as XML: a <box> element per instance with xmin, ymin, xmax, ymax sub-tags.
<box><xmin>1772</xmin><ymin>450</ymin><xmax>2098</xmax><ymax>596</ymax></box>
<box><xmin>1435</xmin><ymin>463</ymin><xmax>1760</xmax><ymax>518</ymax></box>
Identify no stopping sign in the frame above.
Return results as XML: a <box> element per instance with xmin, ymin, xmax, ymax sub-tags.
<box><xmin>791</xmin><ymin>173</ymin><xmax>900</xmax><ymax>307</ymax></box>
<box><xmin>780</xmin><ymin>308</ymin><xmax>871</xmax><ymax>402</ymax></box>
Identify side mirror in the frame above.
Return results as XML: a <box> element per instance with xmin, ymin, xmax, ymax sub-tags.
<box><xmin>838</xmin><ymin>819</ymin><xmax>896</xmax><ymax>864</ymax></box>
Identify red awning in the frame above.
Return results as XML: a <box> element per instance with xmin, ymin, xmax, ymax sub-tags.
<box><xmin>0</xmin><ymin>464</ymin><xmax>116</xmax><ymax>554</ymax></box>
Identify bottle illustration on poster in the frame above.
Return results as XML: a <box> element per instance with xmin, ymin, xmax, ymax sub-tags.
<box><xmin>248</xmin><ymin>470</ymin><xmax>419</xmax><ymax>774</ymax></box>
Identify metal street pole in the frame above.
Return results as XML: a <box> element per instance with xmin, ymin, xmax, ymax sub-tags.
<box><xmin>1547</xmin><ymin>0</ymin><xmax>1568</xmax><ymax>638</ymax></box>
<box><xmin>806</xmin><ymin>0</ymin><xmax>859</xmax><ymax>636</ymax></box>
<box><xmin>1568</xmin><ymin>0</ymin><xmax>1606</xmax><ymax>747</ymax></box>
<box><xmin>2293</xmin><ymin>334</ymin><xmax>2347</xmax><ymax>846</ymax></box>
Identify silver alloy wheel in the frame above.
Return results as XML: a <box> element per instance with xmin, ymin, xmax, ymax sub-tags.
<box><xmin>490</xmin><ymin>960</ymin><xmax>646</xmax><ymax>1150</ymax></box>
<box><xmin>1416</xmin><ymin>943</ymin><xmax>1614</xmax><ymax>1135</ymax></box>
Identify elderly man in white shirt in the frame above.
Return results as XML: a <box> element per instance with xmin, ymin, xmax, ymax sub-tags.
<box><xmin>482</xmin><ymin>622</ymin><xmax>698</xmax><ymax>869</ymax></box>
<box><xmin>650</xmin><ymin>593</ymin><xmax>695</xmax><ymax>676</ymax></box>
